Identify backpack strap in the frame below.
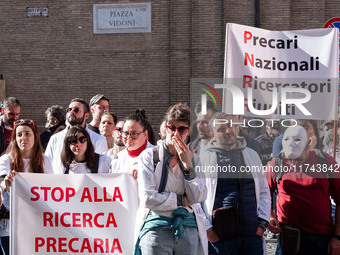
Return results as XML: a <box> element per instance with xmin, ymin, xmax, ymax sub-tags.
<box><xmin>151</xmin><ymin>145</ymin><xmax>169</xmax><ymax>193</ymax></box>
<box><xmin>93</xmin><ymin>153</ymin><xmax>100</xmax><ymax>174</ymax></box>
<box><xmin>152</xmin><ymin>145</ymin><xmax>160</xmax><ymax>170</ymax></box>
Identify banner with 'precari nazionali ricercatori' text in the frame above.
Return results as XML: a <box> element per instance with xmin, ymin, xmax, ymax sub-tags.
<box><xmin>221</xmin><ymin>23</ymin><xmax>339</xmax><ymax>120</ymax></box>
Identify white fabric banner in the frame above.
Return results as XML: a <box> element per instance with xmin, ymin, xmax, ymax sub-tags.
<box><xmin>10</xmin><ymin>173</ymin><xmax>139</xmax><ymax>255</ymax></box>
<box><xmin>222</xmin><ymin>23</ymin><xmax>339</xmax><ymax>120</ymax></box>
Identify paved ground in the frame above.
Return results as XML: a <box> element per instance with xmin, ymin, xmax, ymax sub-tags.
<box><xmin>265</xmin><ymin>231</ymin><xmax>278</xmax><ymax>255</ymax></box>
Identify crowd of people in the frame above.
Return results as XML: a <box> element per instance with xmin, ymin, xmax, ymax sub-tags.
<box><xmin>0</xmin><ymin>95</ymin><xmax>339</xmax><ymax>255</ymax></box>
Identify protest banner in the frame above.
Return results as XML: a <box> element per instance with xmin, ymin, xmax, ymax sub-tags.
<box><xmin>11</xmin><ymin>173</ymin><xmax>139</xmax><ymax>255</ymax></box>
<box><xmin>221</xmin><ymin>23</ymin><xmax>339</xmax><ymax>120</ymax></box>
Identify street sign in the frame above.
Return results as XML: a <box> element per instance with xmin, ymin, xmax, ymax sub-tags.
<box><xmin>324</xmin><ymin>17</ymin><xmax>340</xmax><ymax>101</ymax></box>
<box><xmin>26</xmin><ymin>8</ymin><xmax>48</xmax><ymax>17</ymax></box>
<box><xmin>324</xmin><ymin>17</ymin><xmax>340</xmax><ymax>30</ymax></box>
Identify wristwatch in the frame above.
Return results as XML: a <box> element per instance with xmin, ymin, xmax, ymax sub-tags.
<box><xmin>258</xmin><ymin>221</ymin><xmax>269</xmax><ymax>230</ymax></box>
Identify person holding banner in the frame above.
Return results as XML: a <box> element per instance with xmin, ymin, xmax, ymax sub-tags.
<box><xmin>60</xmin><ymin>126</ymin><xmax>111</xmax><ymax>174</ymax></box>
<box><xmin>110</xmin><ymin>111</ymin><xmax>154</xmax><ymax>179</ymax></box>
<box><xmin>0</xmin><ymin>119</ymin><xmax>53</xmax><ymax>255</ymax></box>
<box><xmin>135</xmin><ymin>103</ymin><xmax>207</xmax><ymax>255</ymax></box>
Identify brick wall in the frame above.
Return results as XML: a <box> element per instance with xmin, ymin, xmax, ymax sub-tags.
<box><xmin>0</xmin><ymin>0</ymin><xmax>338</xmax><ymax>133</ymax></box>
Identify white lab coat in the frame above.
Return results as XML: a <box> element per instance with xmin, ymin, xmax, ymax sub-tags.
<box><xmin>199</xmin><ymin>138</ymin><xmax>271</xmax><ymax>255</ymax></box>
<box><xmin>0</xmin><ymin>154</ymin><xmax>53</xmax><ymax>237</ymax></box>
<box><xmin>110</xmin><ymin>141</ymin><xmax>154</xmax><ymax>174</ymax></box>
<box><xmin>135</xmin><ymin>144</ymin><xmax>208</xmax><ymax>255</ymax></box>
<box><xmin>200</xmin><ymin>146</ymin><xmax>271</xmax><ymax>226</ymax></box>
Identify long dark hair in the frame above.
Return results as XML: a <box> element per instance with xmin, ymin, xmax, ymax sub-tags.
<box><xmin>9</xmin><ymin>119</ymin><xmax>45</xmax><ymax>173</ymax></box>
<box><xmin>61</xmin><ymin>126</ymin><xmax>96</xmax><ymax>172</ymax></box>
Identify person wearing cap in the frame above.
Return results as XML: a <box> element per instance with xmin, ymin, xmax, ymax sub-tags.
<box><xmin>45</xmin><ymin>98</ymin><xmax>108</xmax><ymax>174</ymax></box>
<box><xmin>88</xmin><ymin>94</ymin><xmax>109</xmax><ymax>134</ymax></box>
<box><xmin>256</xmin><ymin>120</ymin><xmax>280</xmax><ymax>166</ymax></box>
<box><xmin>266</xmin><ymin>126</ymin><xmax>340</xmax><ymax>255</ymax></box>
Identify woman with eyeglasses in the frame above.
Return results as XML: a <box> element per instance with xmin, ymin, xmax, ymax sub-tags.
<box><xmin>110</xmin><ymin>111</ymin><xmax>154</xmax><ymax>179</ymax></box>
<box><xmin>134</xmin><ymin>103</ymin><xmax>207</xmax><ymax>255</ymax></box>
<box><xmin>106</xmin><ymin>120</ymin><xmax>125</xmax><ymax>159</ymax></box>
<box><xmin>0</xmin><ymin>119</ymin><xmax>53</xmax><ymax>255</ymax></box>
<box><xmin>61</xmin><ymin>126</ymin><xmax>111</xmax><ymax>174</ymax></box>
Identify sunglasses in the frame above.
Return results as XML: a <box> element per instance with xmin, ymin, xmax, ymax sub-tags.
<box><xmin>14</xmin><ymin>119</ymin><xmax>35</xmax><ymax>127</ymax></box>
<box><xmin>67</xmin><ymin>107</ymin><xmax>80</xmax><ymax>114</ymax></box>
<box><xmin>69</xmin><ymin>136</ymin><xmax>88</xmax><ymax>145</ymax></box>
<box><xmin>114</xmin><ymin>126</ymin><xmax>123</xmax><ymax>133</ymax></box>
<box><xmin>122</xmin><ymin>131</ymin><xmax>144</xmax><ymax>139</ymax></box>
<box><xmin>166</xmin><ymin>125</ymin><xmax>189</xmax><ymax>135</ymax></box>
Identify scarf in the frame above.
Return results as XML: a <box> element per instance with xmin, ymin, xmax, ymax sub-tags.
<box><xmin>127</xmin><ymin>140</ymin><xmax>148</xmax><ymax>158</ymax></box>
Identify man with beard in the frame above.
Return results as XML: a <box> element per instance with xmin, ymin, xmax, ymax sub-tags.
<box><xmin>201</xmin><ymin>112</ymin><xmax>270</xmax><ymax>255</ymax></box>
<box><xmin>88</xmin><ymin>94</ymin><xmax>109</xmax><ymax>134</ymax></box>
<box><xmin>190</xmin><ymin>101</ymin><xmax>217</xmax><ymax>156</ymax></box>
<box><xmin>106</xmin><ymin>120</ymin><xmax>125</xmax><ymax>159</ymax></box>
<box><xmin>0</xmin><ymin>97</ymin><xmax>21</xmax><ymax>155</ymax></box>
<box><xmin>45</xmin><ymin>98</ymin><xmax>108</xmax><ymax>174</ymax></box>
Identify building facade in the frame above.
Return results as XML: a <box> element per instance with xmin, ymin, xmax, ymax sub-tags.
<box><xmin>0</xmin><ymin>0</ymin><xmax>338</xmax><ymax>130</ymax></box>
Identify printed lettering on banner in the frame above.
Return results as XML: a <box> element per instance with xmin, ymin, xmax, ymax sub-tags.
<box><xmin>11</xmin><ymin>173</ymin><xmax>139</xmax><ymax>255</ymax></box>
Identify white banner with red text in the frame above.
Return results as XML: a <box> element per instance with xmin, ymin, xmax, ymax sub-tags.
<box><xmin>222</xmin><ymin>23</ymin><xmax>339</xmax><ymax>120</ymax></box>
<box><xmin>11</xmin><ymin>173</ymin><xmax>139</xmax><ymax>255</ymax></box>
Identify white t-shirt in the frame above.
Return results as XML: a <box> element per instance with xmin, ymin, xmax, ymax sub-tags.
<box><xmin>45</xmin><ymin>125</ymin><xmax>108</xmax><ymax>174</ymax></box>
<box><xmin>0</xmin><ymin>154</ymin><xmax>53</xmax><ymax>237</ymax></box>
<box><xmin>63</xmin><ymin>155</ymin><xmax>111</xmax><ymax>174</ymax></box>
